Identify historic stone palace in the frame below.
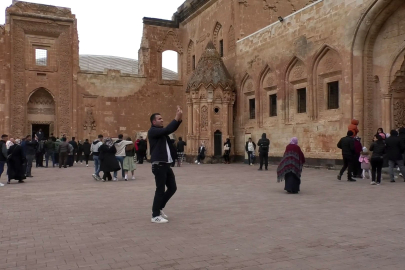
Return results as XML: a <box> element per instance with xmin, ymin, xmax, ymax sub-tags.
<box><xmin>0</xmin><ymin>0</ymin><xmax>404</xmax><ymax>164</ymax></box>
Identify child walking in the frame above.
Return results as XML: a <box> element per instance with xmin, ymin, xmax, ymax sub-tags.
<box><xmin>359</xmin><ymin>147</ymin><xmax>371</xmax><ymax>180</ymax></box>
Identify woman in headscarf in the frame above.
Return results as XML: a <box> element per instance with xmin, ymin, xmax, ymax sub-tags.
<box><xmin>7</xmin><ymin>139</ymin><xmax>26</xmax><ymax>184</ymax></box>
<box><xmin>123</xmin><ymin>137</ymin><xmax>136</xmax><ymax>181</ymax></box>
<box><xmin>277</xmin><ymin>137</ymin><xmax>305</xmax><ymax>194</ymax></box>
<box><xmin>99</xmin><ymin>137</ymin><xmax>121</xmax><ymax>182</ymax></box>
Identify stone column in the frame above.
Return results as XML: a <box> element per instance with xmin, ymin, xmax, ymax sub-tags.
<box><xmin>382</xmin><ymin>94</ymin><xmax>392</xmax><ymax>132</ymax></box>
<box><xmin>187</xmin><ymin>97</ymin><xmax>193</xmax><ymax>136</ymax></box>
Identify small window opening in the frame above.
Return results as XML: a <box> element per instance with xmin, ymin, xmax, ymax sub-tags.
<box><xmin>192</xmin><ymin>55</ymin><xmax>196</xmax><ymax>71</ymax></box>
<box><xmin>327</xmin><ymin>81</ymin><xmax>339</xmax><ymax>110</ymax></box>
<box><xmin>35</xmin><ymin>49</ymin><xmax>47</xmax><ymax>66</ymax></box>
<box><xmin>219</xmin><ymin>39</ymin><xmax>224</xmax><ymax>57</ymax></box>
<box><xmin>214</xmin><ymin>107</ymin><xmax>220</xmax><ymax>114</ymax></box>
<box><xmin>297</xmin><ymin>88</ymin><xmax>307</xmax><ymax>113</ymax></box>
<box><xmin>249</xmin><ymin>98</ymin><xmax>255</xmax><ymax>119</ymax></box>
<box><xmin>269</xmin><ymin>94</ymin><xmax>277</xmax><ymax>117</ymax></box>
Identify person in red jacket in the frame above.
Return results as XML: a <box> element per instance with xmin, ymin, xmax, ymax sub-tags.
<box><xmin>348</xmin><ymin>119</ymin><xmax>359</xmax><ymax>137</ymax></box>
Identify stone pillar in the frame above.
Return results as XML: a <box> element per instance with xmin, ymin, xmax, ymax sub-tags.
<box><xmin>382</xmin><ymin>94</ymin><xmax>392</xmax><ymax>132</ymax></box>
<box><xmin>187</xmin><ymin>98</ymin><xmax>193</xmax><ymax>136</ymax></box>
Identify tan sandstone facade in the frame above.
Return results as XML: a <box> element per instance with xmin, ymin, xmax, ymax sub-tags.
<box><xmin>0</xmin><ymin>0</ymin><xmax>404</xmax><ymax>165</ymax></box>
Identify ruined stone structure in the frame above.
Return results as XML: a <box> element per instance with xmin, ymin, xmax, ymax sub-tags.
<box><xmin>0</xmin><ymin>0</ymin><xmax>405</xmax><ymax>165</ymax></box>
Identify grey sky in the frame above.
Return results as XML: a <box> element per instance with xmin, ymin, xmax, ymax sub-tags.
<box><xmin>0</xmin><ymin>0</ymin><xmax>185</xmax><ymax>72</ymax></box>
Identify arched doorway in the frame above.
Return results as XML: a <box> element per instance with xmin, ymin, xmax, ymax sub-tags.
<box><xmin>27</xmin><ymin>88</ymin><xmax>55</xmax><ymax>139</ymax></box>
<box><xmin>214</xmin><ymin>130</ymin><xmax>222</xmax><ymax>157</ymax></box>
<box><xmin>391</xmin><ymin>56</ymin><xmax>405</xmax><ymax>128</ymax></box>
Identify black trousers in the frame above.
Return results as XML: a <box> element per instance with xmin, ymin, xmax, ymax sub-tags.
<box><xmin>339</xmin><ymin>155</ymin><xmax>354</xmax><ymax>179</ymax></box>
<box><xmin>138</xmin><ymin>150</ymin><xmax>146</xmax><ymax>164</ymax></box>
<box><xmin>59</xmin><ymin>152</ymin><xmax>68</xmax><ymax>168</ymax></box>
<box><xmin>259</xmin><ymin>152</ymin><xmax>268</xmax><ymax>169</ymax></box>
<box><xmin>371</xmin><ymin>157</ymin><xmax>383</xmax><ymax>183</ymax></box>
<box><xmin>76</xmin><ymin>152</ymin><xmax>82</xmax><ymax>163</ymax></box>
<box><xmin>152</xmin><ymin>163</ymin><xmax>177</xmax><ymax>217</ymax></box>
<box><xmin>84</xmin><ymin>154</ymin><xmax>90</xmax><ymax>165</ymax></box>
<box><xmin>102</xmin><ymin>171</ymin><xmax>112</xmax><ymax>181</ymax></box>
<box><xmin>224</xmin><ymin>151</ymin><xmax>230</xmax><ymax>162</ymax></box>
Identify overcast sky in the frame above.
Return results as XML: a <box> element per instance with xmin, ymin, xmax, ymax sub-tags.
<box><xmin>0</xmin><ymin>0</ymin><xmax>184</xmax><ymax>72</ymax></box>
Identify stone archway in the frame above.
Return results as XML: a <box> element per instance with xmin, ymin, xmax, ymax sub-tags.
<box><xmin>27</xmin><ymin>88</ymin><xmax>55</xmax><ymax>138</ymax></box>
<box><xmin>391</xmin><ymin>57</ymin><xmax>405</xmax><ymax>128</ymax></box>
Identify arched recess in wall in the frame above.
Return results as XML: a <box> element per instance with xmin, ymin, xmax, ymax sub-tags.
<box><xmin>240</xmin><ymin>73</ymin><xmax>255</xmax><ymax>124</ymax></box>
<box><xmin>157</xmin><ymin>31</ymin><xmax>183</xmax><ymax>82</ymax></box>
<box><xmin>284</xmin><ymin>56</ymin><xmax>308</xmax><ymax>123</ymax></box>
<box><xmin>260</xmin><ymin>65</ymin><xmax>278</xmax><ymax>118</ymax></box>
<box><xmin>213</xmin><ymin>22</ymin><xmax>224</xmax><ymax>56</ymax></box>
<box><xmin>187</xmin><ymin>40</ymin><xmax>195</xmax><ymax>75</ymax></box>
<box><xmin>351</xmin><ymin>0</ymin><xmax>404</xmax><ymax>140</ymax></box>
<box><xmin>228</xmin><ymin>25</ymin><xmax>236</xmax><ymax>55</ymax></box>
<box><xmin>312</xmin><ymin>45</ymin><xmax>343</xmax><ymax>120</ymax></box>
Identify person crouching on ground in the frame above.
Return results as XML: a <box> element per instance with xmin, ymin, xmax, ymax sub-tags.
<box><xmin>223</xmin><ymin>138</ymin><xmax>231</xmax><ymax>164</ymax></box>
<box><xmin>277</xmin><ymin>137</ymin><xmax>305</xmax><ymax>194</ymax></box>
<box><xmin>123</xmin><ymin>137</ymin><xmax>136</xmax><ymax>181</ymax></box>
<box><xmin>195</xmin><ymin>142</ymin><xmax>206</xmax><ymax>165</ymax></box>
<box><xmin>99</xmin><ymin>137</ymin><xmax>121</xmax><ymax>182</ymax></box>
<box><xmin>359</xmin><ymin>147</ymin><xmax>371</xmax><ymax>180</ymax></box>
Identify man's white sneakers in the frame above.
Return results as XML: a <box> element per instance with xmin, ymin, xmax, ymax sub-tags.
<box><xmin>151</xmin><ymin>216</ymin><xmax>168</xmax><ymax>223</ymax></box>
<box><xmin>160</xmin><ymin>210</ymin><xmax>168</xmax><ymax>219</ymax></box>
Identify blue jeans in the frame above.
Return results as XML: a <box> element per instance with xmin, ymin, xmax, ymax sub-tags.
<box><xmin>93</xmin><ymin>155</ymin><xmax>100</xmax><ymax>177</ymax></box>
<box><xmin>113</xmin><ymin>156</ymin><xmax>125</xmax><ymax>178</ymax></box>
<box><xmin>45</xmin><ymin>152</ymin><xmax>55</xmax><ymax>167</ymax></box>
<box><xmin>0</xmin><ymin>161</ymin><xmax>5</xmax><ymax>178</ymax></box>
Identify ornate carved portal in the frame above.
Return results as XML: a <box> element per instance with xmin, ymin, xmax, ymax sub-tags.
<box><xmin>83</xmin><ymin>107</ymin><xmax>96</xmax><ymax>133</ymax></box>
<box><xmin>391</xmin><ymin>56</ymin><xmax>405</xmax><ymax>129</ymax></box>
<box><xmin>27</xmin><ymin>88</ymin><xmax>55</xmax><ymax>136</ymax></box>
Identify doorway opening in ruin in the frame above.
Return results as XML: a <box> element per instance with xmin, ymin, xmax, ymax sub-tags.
<box><xmin>32</xmin><ymin>124</ymin><xmax>50</xmax><ymax>140</ymax></box>
<box><xmin>214</xmin><ymin>130</ymin><xmax>222</xmax><ymax>157</ymax></box>
<box><xmin>162</xmin><ymin>50</ymin><xmax>179</xmax><ymax>80</ymax></box>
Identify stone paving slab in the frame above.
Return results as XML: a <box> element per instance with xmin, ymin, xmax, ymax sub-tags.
<box><xmin>1</xmin><ymin>162</ymin><xmax>405</xmax><ymax>270</ymax></box>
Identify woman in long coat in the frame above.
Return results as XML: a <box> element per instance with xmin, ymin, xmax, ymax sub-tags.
<box><xmin>277</xmin><ymin>137</ymin><xmax>305</xmax><ymax>194</ymax></box>
<box><xmin>99</xmin><ymin>138</ymin><xmax>121</xmax><ymax>182</ymax></box>
<box><xmin>7</xmin><ymin>139</ymin><xmax>26</xmax><ymax>184</ymax></box>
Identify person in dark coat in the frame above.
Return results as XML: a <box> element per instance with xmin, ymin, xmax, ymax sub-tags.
<box><xmin>399</xmin><ymin>127</ymin><xmax>405</xmax><ymax>166</ymax></box>
<box><xmin>35</xmin><ymin>129</ymin><xmax>44</xmax><ymax>142</ymax></box>
<box><xmin>170</xmin><ymin>139</ymin><xmax>177</xmax><ymax>167</ymax></box>
<box><xmin>82</xmin><ymin>139</ymin><xmax>91</xmax><ymax>167</ymax></box>
<box><xmin>35</xmin><ymin>140</ymin><xmax>45</xmax><ymax>168</ymax></box>
<box><xmin>137</xmin><ymin>137</ymin><xmax>147</xmax><ymax>164</ymax></box>
<box><xmin>369</xmin><ymin>134</ymin><xmax>386</xmax><ymax>185</ymax></box>
<box><xmin>25</xmin><ymin>136</ymin><xmax>38</xmax><ymax>177</ymax></box>
<box><xmin>385</xmin><ymin>130</ymin><xmax>405</xmax><ymax>182</ymax></box>
<box><xmin>257</xmin><ymin>133</ymin><xmax>270</xmax><ymax>170</ymax></box>
<box><xmin>337</xmin><ymin>130</ymin><xmax>356</xmax><ymax>181</ymax></box>
<box><xmin>277</xmin><ymin>137</ymin><xmax>305</xmax><ymax>194</ymax></box>
<box><xmin>99</xmin><ymin>138</ymin><xmax>121</xmax><ymax>182</ymax></box>
<box><xmin>69</xmin><ymin>137</ymin><xmax>78</xmax><ymax>162</ymax></box>
<box><xmin>223</xmin><ymin>138</ymin><xmax>231</xmax><ymax>164</ymax></box>
<box><xmin>176</xmin><ymin>137</ymin><xmax>186</xmax><ymax>167</ymax></box>
<box><xmin>76</xmin><ymin>140</ymin><xmax>83</xmax><ymax>164</ymax></box>
<box><xmin>7</xmin><ymin>139</ymin><xmax>26</xmax><ymax>184</ymax></box>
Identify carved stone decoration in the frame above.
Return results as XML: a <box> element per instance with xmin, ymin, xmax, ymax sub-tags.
<box><xmin>228</xmin><ymin>26</ymin><xmax>236</xmax><ymax>54</ymax></box>
<box><xmin>157</xmin><ymin>31</ymin><xmax>183</xmax><ymax>53</ymax></box>
<box><xmin>200</xmin><ymin>106</ymin><xmax>208</xmax><ymax>131</ymax></box>
<box><xmin>83</xmin><ymin>108</ymin><xmax>96</xmax><ymax>132</ymax></box>
<box><xmin>292</xmin><ymin>63</ymin><xmax>305</xmax><ymax>80</ymax></box>
<box><xmin>213</xmin><ymin>22</ymin><xmax>222</xmax><ymax>49</ymax></box>
<box><xmin>187</xmin><ymin>40</ymin><xmax>194</xmax><ymax>74</ymax></box>
<box><xmin>393</xmin><ymin>100</ymin><xmax>405</xmax><ymax>128</ymax></box>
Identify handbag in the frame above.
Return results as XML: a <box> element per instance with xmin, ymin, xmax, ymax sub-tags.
<box><xmin>224</xmin><ymin>145</ymin><xmax>230</xmax><ymax>151</ymax></box>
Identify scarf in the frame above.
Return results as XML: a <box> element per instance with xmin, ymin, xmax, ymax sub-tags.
<box><xmin>277</xmin><ymin>144</ymin><xmax>305</xmax><ymax>182</ymax></box>
<box><xmin>104</xmin><ymin>137</ymin><xmax>114</xmax><ymax>147</ymax></box>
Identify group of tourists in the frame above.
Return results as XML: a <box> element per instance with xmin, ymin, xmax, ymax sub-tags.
<box><xmin>337</xmin><ymin>120</ymin><xmax>405</xmax><ymax>185</ymax></box>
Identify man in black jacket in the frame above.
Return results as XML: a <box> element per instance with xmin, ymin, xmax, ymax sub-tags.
<box><xmin>337</xmin><ymin>130</ymin><xmax>356</xmax><ymax>181</ymax></box>
<box><xmin>148</xmin><ymin>106</ymin><xmax>182</xmax><ymax>223</ymax></box>
<box><xmin>137</xmin><ymin>137</ymin><xmax>147</xmax><ymax>164</ymax></box>
<box><xmin>257</xmin><ymin>133</ymin><xmax>270</xmax><ymax>170</ymax></box>
<box><xmin>386</xmin><ymin>130</ymin><xmax>405</xmax><ymax>182</ymax></box>
<box><xmin>25</xmin><ymin>135</ymin><xmax>38</xmax><ymax>177</ymax></box>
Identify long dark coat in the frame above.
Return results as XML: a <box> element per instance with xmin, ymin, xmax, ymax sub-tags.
<box><xmin>99</xmin><ymin>144</ymin><xmax>120</xmax><ymax>172</ymax></box>
<box><xmin>7</xmin><ymin>145</ymin><xmax>26</xmax><ymax>181</ymax></box>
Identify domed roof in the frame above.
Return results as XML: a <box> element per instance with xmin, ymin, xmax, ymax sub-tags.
<box><xmin>186</xmin><ymin>41</ymin><xmax>234</xmax><ymax>92</ymax></box>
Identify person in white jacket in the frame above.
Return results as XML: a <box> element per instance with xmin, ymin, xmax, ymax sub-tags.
<box><xmin>113</xmin><ymin>134</ymin><xmax>133</xmax><ymax>181</ymax></box>
<box><xmin>90</xmin><ymin>134</ymin><xmax>103</xmax><ymax>180</ymax></box>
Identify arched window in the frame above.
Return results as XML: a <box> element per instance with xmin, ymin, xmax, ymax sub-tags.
<box><xmin>162</xmin><ymin>50</ymin><xmax>179</xmax><ymax>80</ymax></box>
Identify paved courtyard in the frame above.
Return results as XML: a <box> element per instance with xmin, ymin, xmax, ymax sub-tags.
<box><xmin>1</xmin><ymin>162</ymin><xmax>405</xmax><ymax>270</ymax></box>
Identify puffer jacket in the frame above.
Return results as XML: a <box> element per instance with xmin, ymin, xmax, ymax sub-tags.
<box><xmin>337</xmin><ymin>136</ymin><xmax>355</xmax><ymax>156</ymax></box>
<box><xmin>369</xmin><ymin>140</ymin><xmax>386</xmax><ymax>159</ymax></box>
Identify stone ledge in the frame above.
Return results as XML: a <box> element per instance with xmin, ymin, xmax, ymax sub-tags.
<box><xmin>142</xmin><ymin>17</ymin><xmax>179</xmax><ymax>28</ymax></box>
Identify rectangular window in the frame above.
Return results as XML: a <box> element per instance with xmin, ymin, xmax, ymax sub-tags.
<box><xmin>219</xmin><ymin>39</ymin><xmax>224</xmax><ymax>57</ymax></box>
<box><xmin>269</xmin><ymin>94</ymin><xmax>277</xmax><ymax>117</ymax></box>
<box><xmin>192</xmin><ymin>55</ymin><xmax>196</xmax><ymax>71</ymax></box>
<box><xmin>249</xmin><ymin>98</ymin><xmax>255</xmax><ymax>119</ymax></box>
<box><xmin>35</xmin><ymin>49</ymin><xmax>47</xmax><ymax>66</ymax></box>
<box><xmin>327</xmin><ymin>81</ymin><xmax>339</xmax><ymax>109</ymax></box>
<box><xmin>297</xmin><ymin>88</ymin><xmax>307</xmax><ymax>113</ymax></box>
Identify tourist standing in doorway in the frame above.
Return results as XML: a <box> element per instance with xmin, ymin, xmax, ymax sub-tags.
<box><xmin>148</xmin><ymin>107</ymin><xmax>182</xmax><ymax>223</ymax></box>
<box><xmin>99</xmin><ymin>137</ymin><xmax>120</xmax><ymax>182</ymax></box>
<box><xmin>25</xmin><ymin>135</ymin><xmax>38</xmax><ymax>177</ymax></box>
<box><xmin>58</xmin><ymin>138</ymin><xmax>69</xmax><ymax>168</ymax></box>
<box><xmin>83</xmin><ymin>139</ymin><xmax>91</xmax><ymax>167</ymax></box>
<box><xmin>176</xmin><ymin>137</ymin><xmax>186</xmax><ymax>167</ymax></box>
<box><xmin>337</xmin><ymin>131</ymin><xmax>356</xmax><ymax>181</ymax></box>
<box><xmin>369</xmin><ymin>133</ymin><xmax>386</xmax><ymax>185</ymax></box>
<box><xmin>277</xmin><ymin>137</ymin><xmax>305</xmax><ymax>194</ymax></box>
<box><xmin>385</xmin><ymin>130</ymin><xmax>405</xmax><ymax>182</ymax></box>
<box><xmin>35</xmin><ymin>129</ymin><xmax>44</xmax><ymax>142</ymax></box>
<box><xmin>0</xmin><ymin>134</ymin><xmax>8</xmax><ymax>185</ymax></box>
<box><xmin>223</xmin><ymin>138</ymin><xmax>231</xmax><ymax>164</ymax></box>
<box><xmin>195</xmin><ymin>142</ymin><xmax>206</xmax><ymax>165</ymax></box>
<box><xmin>258</xmin><ymin>133</ymin><xmax>270</xmax><ymax>171</ymax></box>
<box><xmin>245</xmin><ymin>138</ymin><xmax>256</xmax><ymax>166</ymax></box>
<box><xmin>91</xmin><ymin>135</ymin><xmax>103</xmax><ymax>180</ymax></box>
<box><xmin>123</xmin><ymin>137</ymin><xmax>136</xmax><ymax>180</ymax></box>
<box><xmin>7</xmin><ymin>139</ymin><xmax>26</xmax><ymax>184</ymax></box>
<box><xmin>114</xmin><ymin>134</ymin><xmax>133</xmax><ymax>181</ymax></box>
<box><xmin>76</xmin><ymin>140</ymin><xmax>83</xmax><ymax>164</ymax></box>
<box><xmin>137</xmin><ymin>136</ymin><xmax>147</xmax><ymax>164</ymax></box>
<box><xmin>44</xmin><ymin>137</ymin><xmax>55</xmax><ymax>167</ymax></box>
